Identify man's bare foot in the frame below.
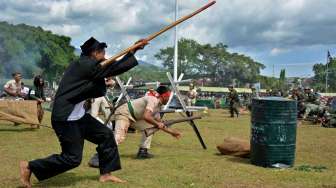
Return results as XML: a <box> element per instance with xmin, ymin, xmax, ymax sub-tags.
<box><xmin>20</xmin><ymin>161</ymin><xmax>32</xmax><ymax>188</ymax></box>
<box><xmin>99</xmin><ymin>173</ymin><xmax>126</xmax><ymax>183</ymax></box>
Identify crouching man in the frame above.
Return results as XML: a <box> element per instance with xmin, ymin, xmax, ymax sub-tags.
<box><xmin>115</xmin><ymin>85</ymin><xmax>181</xmax><ymax>157</ymax></box>
<box><xmin>88</xmin><ymin>86</ymin><xmax>181</xmax><ymax>167</ymax></box>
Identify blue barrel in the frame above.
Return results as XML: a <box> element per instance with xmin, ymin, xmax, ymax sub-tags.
<box><xmin>250</xmin><ymin>97</ymin><xmax>297</xmax><ymax>167</ymax></box>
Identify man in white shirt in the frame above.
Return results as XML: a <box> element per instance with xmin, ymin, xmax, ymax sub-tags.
<box><xmin>3</xmin><ymin>72</ymin><xmax>25</xmax><ymax>99</ymax></box>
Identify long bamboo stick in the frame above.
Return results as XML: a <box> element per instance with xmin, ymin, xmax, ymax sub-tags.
<box><xmin>100</xmin><ymin>1</ymin><xmax>216</xmax><ymax>67</ymax></box>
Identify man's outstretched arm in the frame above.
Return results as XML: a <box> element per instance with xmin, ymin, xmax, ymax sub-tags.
<box><xmin>143</xmin><ymin>109</ymin><xmax>182</xmax><ymax>139</ymax></box>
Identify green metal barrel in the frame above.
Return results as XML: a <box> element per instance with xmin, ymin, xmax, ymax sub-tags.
<box><xmin>250</xmin><ymin>97</ymin><xmax>297</xmax><ymax>167</ymax></box>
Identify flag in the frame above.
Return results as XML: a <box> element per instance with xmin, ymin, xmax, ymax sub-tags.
<box><xmin>327</xmin><ymin>50</ymin><xmax>332</xmax><ymax>63</ymax></box>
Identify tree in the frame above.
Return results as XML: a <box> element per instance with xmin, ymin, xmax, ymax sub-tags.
<box><xmin>257</xmin><ymin>75</ymin><xmax>279</xmax><ymax>90</ymax></box>
<box><xmin>0</xmin><ymin>21</ymin><xmax>76</xmax><ymax>81</ymax></box>
<box><xmin>279</xmin><ymin>69</ymin><xmax>286</xmax><ymax>90</ymax></box>
<box><xmin>155</xmin><ymin>38</ymin><xmax>265</xmax><ymax>87</ymax></box>
<box><xmin>312</xmin><ymin>56</ymin><xmax>336</xmax><ymax>92</ymax></box>
<box><xmin>119</xmin><ymin>61</ymin><xmax>167</xmax><ymax>82</ymax></box>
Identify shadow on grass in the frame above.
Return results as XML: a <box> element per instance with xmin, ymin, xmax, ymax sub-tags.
<box><xmin>226</xmin><ymin>156</ymin><xmax>250</xmax><ymax>164</ymax></box>
<box><xmin>119</xmin><ymin>153</ymin><xmax>137</xmax><ymax>159</ymax></box>
<box><xmin>0</xmin><ymin>128</ymin><xmax>37</xmax><ymax>132</ymax></box>
<box><xmin>215</xmin><ymin>153</ymin><xmax>251</xmax><ymax>164</ymax></box>
<box><xmin>33</xmin><ymin>172</ymin><xmax>97</xmax><ymax>187</ymax></box>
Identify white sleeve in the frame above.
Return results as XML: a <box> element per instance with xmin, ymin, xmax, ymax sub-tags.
<box><xmin>4</xmin><ymin>81</ymin><xmax>11</xmax><ymax>89</ymax></box>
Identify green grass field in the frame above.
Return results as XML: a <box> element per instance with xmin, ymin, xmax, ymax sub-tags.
<box><xmin>0</xmin><ymin>109</ymin><xmax>335</xmax><ymax>188</ymax></box>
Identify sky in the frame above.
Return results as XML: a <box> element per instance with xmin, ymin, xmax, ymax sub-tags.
<box><xmin>1</xmin><ymin>0</ymin><xmax>336</xmax><ymax>77</ymax></box>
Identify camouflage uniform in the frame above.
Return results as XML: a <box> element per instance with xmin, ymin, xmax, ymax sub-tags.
<box><xmin>302</xmin><ymin>90</ymin><xmax>321</xmax><ymax>119</ymax></box>
<box><xmin>228</xmin><ymin>88</ymin><xmax>240</xmax><ymax>117</ymax></box>
<box><xmin>322</xmin><ymin>106</ymin><xmax>336</xmax><ymax>128</ymax></box>
<box><xmin>305</xmin><ymin>92</ymin><xmax>319</xmax><ymax>104</ymax></box>
<box><xmin>290</xmin><ymin>89</ymin><xmax>306</xmax><ymax>118</ymax></box>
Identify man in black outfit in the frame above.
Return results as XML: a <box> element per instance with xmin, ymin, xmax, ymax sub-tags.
<box><xmin>19</xmin><ymin>37</ymin><xmax>147</xmax><ymax>187</ymax></box>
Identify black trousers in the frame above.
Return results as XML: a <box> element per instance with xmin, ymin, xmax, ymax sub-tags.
<box><xmin>28</xmin><ymin>114</ymin><xmax>121</xmax><ymax>181</ymax></box>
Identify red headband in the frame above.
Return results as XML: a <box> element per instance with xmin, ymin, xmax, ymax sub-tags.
<box><xmin>160</xmin><ymin>91</ymin><xmax>171</xmax><ymax>98</ymax></box>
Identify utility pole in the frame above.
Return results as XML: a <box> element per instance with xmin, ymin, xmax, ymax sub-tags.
<box><xmin>272</xmin><ymin>64</ymin><xmax>275</xmax><ymax>77</ymax></box>
<box><xmin>173</xmin><ymin>0</ymin><xmax>179</xmax><ymax>81</ymax></box>
<box><xmin>326</xmin><ymin>51</ymin><xmax>330</xmax><ymax>93</ymax></box>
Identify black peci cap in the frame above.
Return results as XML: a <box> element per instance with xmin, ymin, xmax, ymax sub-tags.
<box><xmin>80</xmin><ymin>37</ymin><xmax>107</xmax><ymax>56</ymax></box>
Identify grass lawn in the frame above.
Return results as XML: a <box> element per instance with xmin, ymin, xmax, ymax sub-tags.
<box><xmin>0</xmin><ymin>109</ymin><xmax>335</xmax><ymax>188</ymax></box>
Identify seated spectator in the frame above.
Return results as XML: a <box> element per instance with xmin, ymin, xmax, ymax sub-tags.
<box><xmin>3</xmin><ymin>72</ymin><xmax>25</xmax><ymax>99</ymax></box>
<box><xmin>28</xmin><ymin>75</ymin><xmax>46</xmax><ymax>127</ymax></box>
<box><xmin>0</xmin><ymin>90</ymin><xmax>6</xmax><ymax>98</ymax></box>
<box><xmin>20</xmin><ymin>82</ymin><xmax>30</xmax><ymax>99</ymax></box>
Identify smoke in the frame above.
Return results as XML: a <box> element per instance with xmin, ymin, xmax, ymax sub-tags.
<box><xmin>0</xmin><ymin>45</ymin><xmax>41</xmax><ymax>79</ymax></box>
<box><xmin>0</xmin><ymin>22</ymin><xmax>48</xmax><ymax>79</ymax></box>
